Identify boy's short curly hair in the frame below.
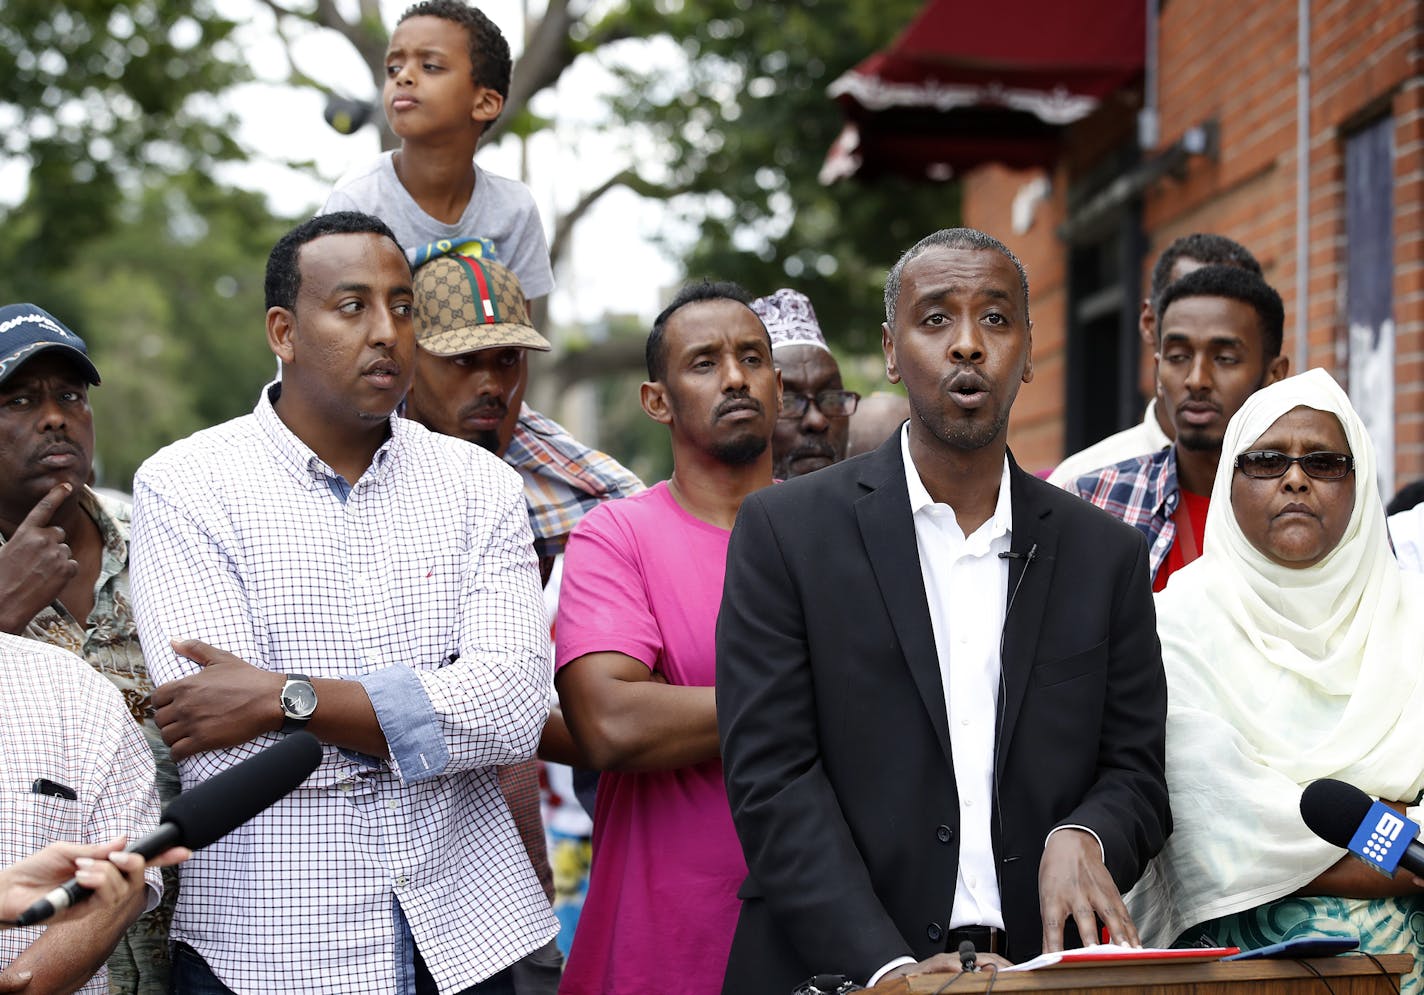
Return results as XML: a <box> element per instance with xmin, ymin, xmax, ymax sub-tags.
<box><xmin>399</xmin><ymin>1</ymin><xmax>512</xmax><ymax>123</ymax></box>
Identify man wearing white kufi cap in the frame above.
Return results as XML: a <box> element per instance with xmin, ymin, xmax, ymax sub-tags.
<box><xmin>749</xmin><ymin>289</ymin><xmax>860</xmax><ymax>480</ymax></box>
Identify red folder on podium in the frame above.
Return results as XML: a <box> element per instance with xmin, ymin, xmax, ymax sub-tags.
<box><xmin>1003</xmin><ymin>943</ymin><xmax>1240</xmax><ymax>972</ymax></box>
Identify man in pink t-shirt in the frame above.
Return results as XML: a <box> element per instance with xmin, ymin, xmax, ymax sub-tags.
<box><xmin>554</xmin><ymin>281</ymin><xmax>781</xmax><ymax>995</ymax></box>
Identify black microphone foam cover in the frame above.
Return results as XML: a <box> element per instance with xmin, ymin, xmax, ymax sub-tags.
<box><xmin>162</xmin><ymin>732</ymin><xmax>322</xmax><ymax>850</ymax></box>
<box><xmin>1299</xmin><ymin>778</ymin><xmax>1375</xmax><ymax>849</ymax></box>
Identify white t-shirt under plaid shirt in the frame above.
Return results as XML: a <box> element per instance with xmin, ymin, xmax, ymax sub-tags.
<box><xmin>129</xmin><ymin>384</ymin><xmax>556</xmax><ymax>994</ymax></box>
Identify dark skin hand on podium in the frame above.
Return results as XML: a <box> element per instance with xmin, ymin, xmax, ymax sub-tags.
<box><xmin>1039</xmin><ymin>828</ymin><xmax>1140</xmax><ymax>953</ymax></box>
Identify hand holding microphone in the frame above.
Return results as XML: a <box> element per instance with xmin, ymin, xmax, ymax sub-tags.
<box><xmin>13</xmin><ymin>732</ymin><xmax>322</xmax><ymax>927</ymax></box>
<box><xmin>0</xmin><ymin>839</ymin><xmax>188</xmax><ymax>930</ymax></box>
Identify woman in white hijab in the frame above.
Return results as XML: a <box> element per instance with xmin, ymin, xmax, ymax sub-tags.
<box><xmin>1127</xmin><ymin>369</ymin><xmax>1424</xmax><ymax>988</ymax></box>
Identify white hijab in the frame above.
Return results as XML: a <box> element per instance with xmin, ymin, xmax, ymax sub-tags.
<box><xmin>1127</xmin><ymin>368</ymin><xmax>1424</xmax><ymax>945</ymax></box>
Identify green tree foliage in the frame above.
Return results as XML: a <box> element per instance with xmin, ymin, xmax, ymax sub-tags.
<box><xmin>0</xmin><ymin>177</ymin><xmax>297</xmax><ymax>489</ymax></box>
<box><xmin>0</xmin><ymin>1</ymin><xmax>251</xmax><ymax>275</ymax></box>
<box><xmin>593</xmin><ymin>0</ymin><xmax>960</xmax><ymax>353</ymax></box>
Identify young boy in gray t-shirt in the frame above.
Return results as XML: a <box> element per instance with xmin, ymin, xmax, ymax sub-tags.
<box><xmin>322</xmin><ymin>0</ymin><xmax>553</xmax><ymax>304</ymax></box>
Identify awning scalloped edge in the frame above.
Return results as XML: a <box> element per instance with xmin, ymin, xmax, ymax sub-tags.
<box><xmin>827</xmin><ymin>72</ymin><xmax>1099</xmax><ymax>127</ymax></box>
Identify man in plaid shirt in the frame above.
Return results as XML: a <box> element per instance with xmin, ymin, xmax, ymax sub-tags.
<box><xmin>1048</xmin><ymin>233</ymin><xmax>1266</xmax><ymax>488</ymax></box>
<box><xmin>1068</xmin><ymin>266</ymin><xmax>1289</xmax><ymax>591</ymax></box>
<box><xmin>405</xmin><ymin>253</ymin><xmax>641</xmax><ymax>994</ymax></box>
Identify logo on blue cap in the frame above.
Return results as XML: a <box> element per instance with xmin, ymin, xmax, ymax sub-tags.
<box><xmin>0</xmin><ymin>304</ymin><xmax>100</xmax><ymax>386</ymax></box>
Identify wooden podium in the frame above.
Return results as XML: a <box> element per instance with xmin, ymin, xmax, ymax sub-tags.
<box><xmin>865</xmin><ymin>953</ymin><xmax>1413</xmax><ymax>994</ymax></box>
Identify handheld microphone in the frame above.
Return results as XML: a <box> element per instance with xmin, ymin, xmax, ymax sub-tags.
<box><xmin>1299</xmin><ymin>778</ymin><xmax>1424</xmax><ymax>878</ymax></box>
<box><xmin>958</xmin><ymin>940</ymin><xmax>978</xmax><ymax>973</ymax></box>
<box><xmin>16</xmin><ymin>732</ymin><xmax>322</xmax><ymax>927</ymax></box>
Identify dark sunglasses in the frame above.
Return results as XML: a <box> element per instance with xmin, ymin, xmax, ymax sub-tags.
<box><xmin>1234</xmin><ymin>450</ymin><xmax>1354</xmax><ymax>480</ymax></box>
<box><xmin>780</xmin><ymin>389</ymin><xmax>860</xmax><ymax>419</ymax></box>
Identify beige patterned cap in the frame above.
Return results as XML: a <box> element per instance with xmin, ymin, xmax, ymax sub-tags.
<box><xmin>413</xmin><ymin>254</ymin><xmax>551</xmax><ymax>356</ymax></box>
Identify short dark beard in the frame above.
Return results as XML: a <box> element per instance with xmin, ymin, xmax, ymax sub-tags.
<box><xmin>471</xmin><ymin>428</ymin><xmax>501</xmax><ymax>453</ymax></box>
<box><xmin>915</xmin><ymin>402</ymin><xmax>1012</xmax><ymax>452</ymax></box>
<box><xmin>710</xmin><ymin>432</ymin><xmax>768</xmax><ymax>466</ymax></box>
<box><xmin>1175</xmin><ymin>428</ymin><xmax>1221</xmax><ymax>453</ymax></box>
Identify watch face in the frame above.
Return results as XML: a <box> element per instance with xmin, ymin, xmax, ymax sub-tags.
<box><xmin>282</xmin><ymin>682</ymin><xmax>317</xmax><ymax>718</ymax></box>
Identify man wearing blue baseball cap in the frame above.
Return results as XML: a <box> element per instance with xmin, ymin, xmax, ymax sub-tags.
<box><xmin>0</xmin><ymin>302</ymin><xmax>176</xmax><ymax>994</ymax></box>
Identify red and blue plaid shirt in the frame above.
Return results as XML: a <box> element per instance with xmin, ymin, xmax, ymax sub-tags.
<box><xmin>505</xmin><ymin>404</ymin><xmax>645</xmax><ymax>560</ymax></box>
<box><xmin>1068</xmin><ymin>446</ymin><xmax>1180</xmax><ymax>580</ymax></box>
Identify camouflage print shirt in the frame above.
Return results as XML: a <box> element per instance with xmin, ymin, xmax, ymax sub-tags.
<box><xmin>2</xmin><ymin>487</ymin><xmax>178</xmax><ymax>995</ymax></box>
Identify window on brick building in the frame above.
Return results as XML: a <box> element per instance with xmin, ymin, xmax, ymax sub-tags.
<box><xmin>1343</xmin><ymin>115</ymin><xmax>1396</xmax><ymax>496</ymax></box>
<box><xmin>1063</xmin><ymin>172</ymin><xmax>1146</xmax><ymax>453</ymax></box>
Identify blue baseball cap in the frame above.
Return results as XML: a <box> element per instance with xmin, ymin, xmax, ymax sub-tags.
<box><xmin>0</xmin><ymin>304</ymin><xmax>101</xmax><ymax>386</ymax></box>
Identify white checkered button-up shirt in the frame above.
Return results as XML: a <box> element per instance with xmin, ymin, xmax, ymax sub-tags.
<box><xmin>129</xmin><ymin>385</ymin><xmax>556</xmax><ymax>994</ymax></box>
<box><xmin>0</xmin><ymin>633</ymin><xmax>161</xmax><ymax>994</ymax></box>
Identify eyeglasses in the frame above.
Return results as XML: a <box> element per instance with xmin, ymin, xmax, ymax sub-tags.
<box><xmin>1234</xmin><ymin>450</ymin><xmax>1354</xmax><ymax>479</ymax></box>
<box><xmin>780</xmin><ymin>389</ymin><xmax>860</xmax><ymax>419</ymax></box>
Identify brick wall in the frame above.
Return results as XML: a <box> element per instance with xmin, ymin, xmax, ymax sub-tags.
<box><xmin>1394</xmin><ymin>76</ymin><xmax>1424</xmax><ymax>480</ymax></box>
<box><xmin>961</xmin><ymin>0</ymin><xmax>1422</xmax><ymax>482</ymax></box>
<box><xmin>961</xmin><ymin>164</ymin><xmax>1068</xmax><ymax>470</ymax></box>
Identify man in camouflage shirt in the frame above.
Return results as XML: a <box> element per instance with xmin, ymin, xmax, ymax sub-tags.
<box><xmin>0</xmin><ymin>303</ymin><xmax>176</xmax><ymax>994</ymax></box>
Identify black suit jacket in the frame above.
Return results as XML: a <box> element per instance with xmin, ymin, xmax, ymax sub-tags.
<box><xmin>715</xmin><ymin>434</ymin><xmax>1170</xmax><ymax>993</ymax></box>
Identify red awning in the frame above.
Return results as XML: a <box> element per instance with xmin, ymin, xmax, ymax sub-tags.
<box><xmin>822</xmin><ymin>0</ymin><xmax>1145</xmax><ymax>183</ymax></box>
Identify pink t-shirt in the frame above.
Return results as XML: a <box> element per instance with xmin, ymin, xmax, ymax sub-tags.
<box><xmin>554</xmin><ymin>482</ymin><xmax>746</xmax><ymax>995</ymax></box>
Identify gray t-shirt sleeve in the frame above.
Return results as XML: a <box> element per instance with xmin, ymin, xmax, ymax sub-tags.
<box><xmin>503</xmin><ymin>205</ymin><xmax>554</xmax><ymax>300</ymax></box>
<box><xmin>319</xmin><ymin>187</ymin><xmax>359</xmax><ymax>214</ymax></box>
<box><xmin>477</xmin><ymin>172</ymin><xmax>554</xmax><ymax>300</ymax></box>
<box><xmin>320</xmin><ymin>155</ymin><xmax>388</xmax><ymax>218</ymax></box>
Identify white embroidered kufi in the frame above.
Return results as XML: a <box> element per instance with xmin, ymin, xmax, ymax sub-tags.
<box><xmin>749</xmin><ymin>289</ymin><xmax>831</xmax><ymax>355</ymax></box>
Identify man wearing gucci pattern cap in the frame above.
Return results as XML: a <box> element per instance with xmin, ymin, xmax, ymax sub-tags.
<box><xmin>407</xmin><ymin>253</ymin><xmax>640</xmax><ymax>576</ymax></box>
<box><xmin>407</xmin><ymin>252</ymin><xmax>642</xmax><ymax>995</ymax></box>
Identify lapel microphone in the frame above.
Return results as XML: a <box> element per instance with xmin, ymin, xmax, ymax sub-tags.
<box><xmin>995</xmin><ymin>540</ymin><xmax>1040</xmax><ymax>855</ymax></box>
<box><xmin>998</xmin><ymin>543</ymin><xmax>1038</xmax><ymax>562</ymax></box>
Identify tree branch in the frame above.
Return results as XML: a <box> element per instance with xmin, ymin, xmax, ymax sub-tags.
<box><xmin>308</xmin><ymin>0</ymin><xmax>387</xmax><ymax>85</ymax></box>
<box><xmin>486</xmin><ymin>0</ymin><xmax>576</xmax><ymax>142</ymax></box>
<box><xmin>259</xmin><ymin>0</ymin><xmax>394</xmax><ymax>148</ymax></box>
<box><xmin>549</xmin><ymin>337</ymin><xmax>647</xmax><ymax>392</ymax></box>
<box><xmin>549</xmin><ymin>170</ymin><xmax>692</xmax><ymax>267</ymax></box>
<box><xmin>251</xmin><ymin>0</ymin><xmax>317</xmax><ymax>27</ymax></box>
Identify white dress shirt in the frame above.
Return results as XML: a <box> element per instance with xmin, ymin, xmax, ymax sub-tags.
<box><xmin>129</xmin><ymin>385</ymin><xmax>556</xmax><ymax>994</ymax></box>
<box><xmin>903</xmin><ymin>426</ymin><xmax>1013</xmax><ymax>929</ymax></box>
<box><xmin>871</xmin><ymin>430</ymin><xmax>1013</xmax><ymax>987</ymax></box>
<box><xmin>1388</xmin><ymin>503</ymin><xmax>1424</xmax><ymax>572</ymax></box>
<box><xmin>872</xmin><ymin>433</ymin><xmax>1110</xmax><ymax>985</ymax></box>
<box><xmin>0</xmin><ymin>633</ymin><xmax>160</xmax><ymax>994</ymax></box>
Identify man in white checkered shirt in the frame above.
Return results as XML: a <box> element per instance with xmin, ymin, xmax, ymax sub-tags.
<box><xmin>129</xmin><ymin>212</ymin><xmax>555</xmax><ymax>995</ymax></box>
<box><xmin>0</xmin><ymin>632</ymin><xmax>162</xmax><ymax>993</ymax></box>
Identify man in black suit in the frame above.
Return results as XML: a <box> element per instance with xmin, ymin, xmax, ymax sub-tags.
<box><xmin>716</xmin><ymin>228</ymin><xmax>1170</xmax><ymax>992</ymax></box>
